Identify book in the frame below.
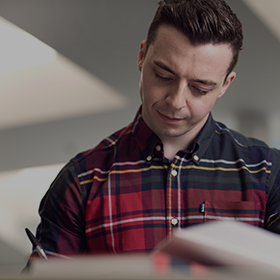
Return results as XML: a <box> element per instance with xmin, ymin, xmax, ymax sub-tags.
<box><xmin>157</xmin><ymin>220</ymin><xmax>280</xmax><ymax>276</ymax></box>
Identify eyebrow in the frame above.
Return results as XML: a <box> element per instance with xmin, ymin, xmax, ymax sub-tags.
<box><xmin>190</xmin><ymin>79</ymin><xmax>217</xmax><ymax>87</ymax></box>
<box><xmin>154</xmin><ymin>60</ymin><xmax>217</xmax><ymax>87</ymax></box>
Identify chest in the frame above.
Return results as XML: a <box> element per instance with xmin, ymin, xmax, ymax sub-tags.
<box><xmin>84</xmin><ymin>158</ymin><xmax>269</xmax><ymax>253</ymax></box>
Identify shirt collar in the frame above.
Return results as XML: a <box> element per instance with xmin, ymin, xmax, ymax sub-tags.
<box><xmin>132</xmin><ymin>106</ymin><xmax>162</xmax><ymax>162</ymax></box>
<box><xmin>132</xmin><ymin>106</ymin><xmax>215</xmax><ymax>164</ymax></box>
<box><xmin>189</xmin><ymin>113</ymin><xmax>216</xmax><ymax>164</ymax></box>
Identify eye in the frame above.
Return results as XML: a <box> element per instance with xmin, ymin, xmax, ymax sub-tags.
<box><xmin>192</xmin><ymin>86</ymin><xmax>209</xmax><ymax>95</ymax></box>
<box><xmin>155</xmin><ymin>73</ymin><xmax>172</xmax><ymax>82</ymax></box>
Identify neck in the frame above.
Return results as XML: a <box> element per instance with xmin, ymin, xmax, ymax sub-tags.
<box><xmin>161</xmin><ymin>115</ymin><xmax>209</xmax><ymax>161</ymax></box>
<box><xmin>162</xmin><ymin>137</ymin><xmax>194</xmax><ymax>161</ymax></box>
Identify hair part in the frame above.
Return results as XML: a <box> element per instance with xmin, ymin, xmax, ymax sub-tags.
<box><xmin>146</xmin><ymin>0</ymin><xmax>243</xmax><ymax>76</ymax></box>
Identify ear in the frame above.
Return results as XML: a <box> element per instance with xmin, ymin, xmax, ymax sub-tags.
<box><xmin>217</xmin><ymin>71</ymin><xmax>236</xmax><ymax>98</ymax></box>
<box><xmin>138</xmin><ymin>40</ymin><xmax>147</xmax><ymax>72</ymax></box>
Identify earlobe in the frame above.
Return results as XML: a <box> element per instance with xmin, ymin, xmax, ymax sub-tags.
<box><xmin>138</xmin><ymin>40</ymin><xmax>147</xmax><ymax>72</ymax></box>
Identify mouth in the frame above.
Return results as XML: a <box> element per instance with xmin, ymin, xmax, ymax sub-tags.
<box><xmin>157</xmin><ymin>111</ymin><xmax>183</xmax><ymax>124</ymax></box>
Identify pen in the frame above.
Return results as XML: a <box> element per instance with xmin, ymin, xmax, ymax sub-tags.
<box><xmin>25</xmin><ymin>228</ymin><xmax>48</xmax><ymax>260</ymax></box>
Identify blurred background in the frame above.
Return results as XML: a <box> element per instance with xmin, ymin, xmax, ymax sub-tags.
<box><xmin>0</xmin><ymin>0</ymin><xmax>279</xmax><ymax>272</ymax></box>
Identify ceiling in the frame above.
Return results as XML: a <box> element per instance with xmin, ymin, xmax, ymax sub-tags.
<box><xmin>0</xmin><ymin>15</ymin><xmax>128</xmax><ymax>129</ymax></box>
<box><xmin>243</xmin><ymin>0</ymin><xmax>280</xmax><ymax>41</ymax></box>
<box><xmin>0</xmin><ymin>0</ymin><xmax>158</xmax><ymax>129</ymax></box>
<box><xmin>0</xmin><ymin>0</ymin><xmax>279</xmax><ymax>130</ymax></box>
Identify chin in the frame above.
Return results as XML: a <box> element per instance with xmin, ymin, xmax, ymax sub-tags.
<box><xmin>157</xmin><ymin>128</ymin><xmax>187</xmax><ymax>139</ymax></box>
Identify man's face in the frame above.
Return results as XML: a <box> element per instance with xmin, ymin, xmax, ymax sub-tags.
<box><xmin>138</xmin><ymin>25</ymin><xmax>236</xmax><ymax>145</ymax></box>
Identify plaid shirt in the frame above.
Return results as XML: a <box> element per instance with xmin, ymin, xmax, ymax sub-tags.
<box><xmin>36</xmin><ymin>106</ymin><xmax>280</xmax><ymax>257</ymax></box>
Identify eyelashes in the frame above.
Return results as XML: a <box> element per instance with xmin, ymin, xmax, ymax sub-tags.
<box><xmin>155</xmin><ymin>73</ymin><xmax>172</xmax><ymax>82</ymax></box>
<box><xmin>155</xmin><ymin>73</ymin><xmax>210</xmax><ymax>95</ymax></box>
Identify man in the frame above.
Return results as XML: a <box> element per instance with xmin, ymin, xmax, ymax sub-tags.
<box><xmin>33</xmin><ymin>0</ymin><xmax>280</xmax><ymax>257</ymax></box>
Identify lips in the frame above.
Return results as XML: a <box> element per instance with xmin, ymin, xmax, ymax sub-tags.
<box><xmin>157</xmin><ymin>110</ymin><xmax>183</xmax><ymax>124</ymax></box>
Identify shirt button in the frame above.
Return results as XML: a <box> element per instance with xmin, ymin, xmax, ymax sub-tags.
<box><xmin>193</xmin><ymin>154</ymin><xmax>199</xmax><ymax>161</ymax></box>
<box><xmin>155</xmin><ymin>145</ymin><xmax>161</xmax><ymax>152</ymax></box>
<box><xmin>146</xmin><ymin>155</ymin><xmax>152</xmax><ymax>162</ymax></box>
<box><xmin>171</xmin><ymin>169</ymin><xmax>177</xmax><ymax>177</ymax></box>
<box><xmin>171</xmin><ymin>217</ymin><xmax>178</xmax><ymax>226</ymax></box>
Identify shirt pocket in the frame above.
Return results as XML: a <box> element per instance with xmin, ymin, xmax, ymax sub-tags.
<box><xmin>200</xmin><ymin>201</ymin><xmax>264</xmax><ymax>227</ymax></box>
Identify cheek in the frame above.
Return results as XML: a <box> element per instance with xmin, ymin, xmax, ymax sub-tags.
<box><xmin>139</xmin><ymin>74</ymin><xmax>148</xmax><ymax>103</ymax></box>
<box><xmin>197</xmin><ymin>97</ymin><xmax>218</xmax><ymax>116</ymax></box>
<box><xmin>140</xmin><ymin>79</ymin><xmax>160</xmax><ymax>105</ymax></box>
<box><xmin>189</xmin><ymin>97</ymin><xmax>215</xmax><ymax>116</ymax></box>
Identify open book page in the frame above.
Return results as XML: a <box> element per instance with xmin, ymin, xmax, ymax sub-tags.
<box><xmin>157</xmin><ymin>221</ymin><xmax>280</xmax><ymax>275</ymax></box>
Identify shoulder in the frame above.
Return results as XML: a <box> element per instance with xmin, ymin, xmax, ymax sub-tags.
<box><xmin>208</xmin><ymin>118</ymin><xmax>280</xmax><ymax>166</ymax></box>
<box><xmin>68</xmin><ymin>122</ymin><xmax>134</xmax><ymax>175</ymax></box>
<box><xmin>213</xmin><ymin>119</ymin><xmax>270</xmax><ymax>149</ymax></box>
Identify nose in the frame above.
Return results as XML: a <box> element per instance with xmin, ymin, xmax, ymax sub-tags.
<box><xmin>166</xmin><ymin>81</ymin><xmax>187</xmax><ymax>110</ymax></box>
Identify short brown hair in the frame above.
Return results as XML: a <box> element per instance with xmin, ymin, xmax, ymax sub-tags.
<box><xmin>146</xmin><ymin>0</ymin><xmax>243</xmax><ymax>76</ymax></box>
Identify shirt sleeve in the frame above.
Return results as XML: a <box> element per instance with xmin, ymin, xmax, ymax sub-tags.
<box><xmin>35</xmin><ymin>161</ymin><xmax>87</xmax><ymax>256</ymax></box>
<box><xmin>265</xmin><ymin>164</ymin><xmax>280</xmax><ymax>234</ymax></box>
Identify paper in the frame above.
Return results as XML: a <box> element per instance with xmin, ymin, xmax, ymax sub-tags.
<box><xmin>158</xmin><ymin>221</ymin><xmax>280</xmax><ymax>275</ymax></box>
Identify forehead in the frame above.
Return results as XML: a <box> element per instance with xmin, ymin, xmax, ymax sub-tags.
<box><xmin>148</xmin><ymin>25</ymin><xmax>233</xmax><ymax>78</ymax></box>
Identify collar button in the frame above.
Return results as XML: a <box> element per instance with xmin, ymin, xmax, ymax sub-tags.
<box><xmin>146</xmin><ymin>155</ymin><xmax>152</xmax><ymax>162</ymax></box>
<box><xmin>155</xmin><ymin>145</ymin><xmax>161</xmax><ymax>152</ymax></box>
<box><xmin>193</xmin><ymin>154</ymin><xmax>199</xmax><ymax>161</ymax></box>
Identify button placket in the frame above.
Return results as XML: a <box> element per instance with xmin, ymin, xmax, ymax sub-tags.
<box><xmin>167</xmin><ymin>162</ymin><xmax>180</xmax><ymax>235</ymax></box>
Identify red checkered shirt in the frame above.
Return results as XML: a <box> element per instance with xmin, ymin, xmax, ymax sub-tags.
<box><xmin>35</xmin><ymin>106</ymin><xmax>280</xmax><ymax>257</ymax></box>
